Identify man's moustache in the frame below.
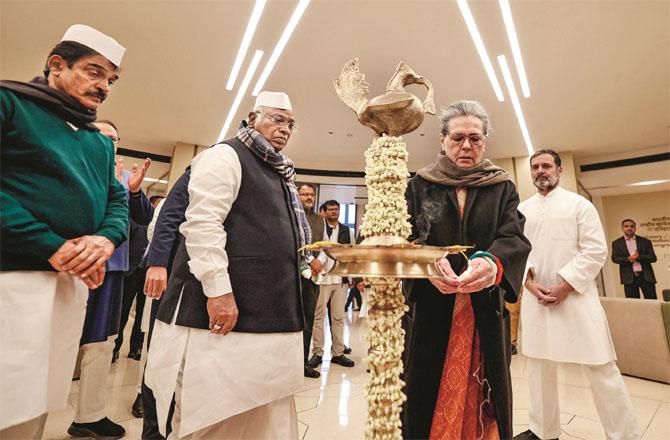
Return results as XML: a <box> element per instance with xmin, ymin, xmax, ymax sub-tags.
<box><xmin>87</xmin><ymin>91</ymin><xmax>107</xmax><ymax>102</ymax></box>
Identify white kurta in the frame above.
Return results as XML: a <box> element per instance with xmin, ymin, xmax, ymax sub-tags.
<box><xmin>145</xmin><ymin>144</ymin><xmax>303</xmax><ymax>438</ymax></box>
<box><xmin>518</xmin><ymin>186</ymin><xmax>615</xmax><ymax>364</ymax></box>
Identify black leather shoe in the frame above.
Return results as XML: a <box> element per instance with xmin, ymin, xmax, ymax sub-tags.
<box><xmin>111</xmin><ymin>351</ymin><xmax>119</xmax><ymax>364</ymax></box>
<box><xmin>331</xmin><ymin>354</ymin><xmax>355</xmax><ymax>367</ymax></box>
<box><xmin>68</xmin><ymin>417</ymin><xmax>126</xmax><ymax>439</ymax></box>
<box><xmin>511</xmin><ymin>344</ymin><xmax>518</xmax><ymax>355</ymax></box>
<box><xmin>127</xmin><ymin>349</ymin><xmax>142</xmax><ymax>361</ymax></box>
<box><xmin>343</xmin><ymin>346</ymin><xmax>352</xmax><ymax>354</ymax></box>
<box><xmin>513</xmin><ymin>429</ymin><xmax>557</xmax><ymax>440</ymax></box>
<box><xmin>131</xmin><ymin>393</ymin><xmax>144</xmax><ymax>418</ymax></box>
<box><xmin>304</xmin><ymin>365</ymin><xmax>320</xmax><ymax>378</ymax></box>
<box><xmin>307</xmin><ymin>355</ymin><xmax>322</xmax><ymax>369</ymax></box>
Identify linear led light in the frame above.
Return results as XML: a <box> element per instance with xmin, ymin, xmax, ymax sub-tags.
<box><xmin>218</xmin><ymin>50</ymin><xmax>264</xmax><ymax>142</ymax></box>
<box><xmin>457</xmin><ymin>0</ymin><xmax>505</xmax><ymax>102</ymax></box>
<box><xmin>628</xmin><ymin>179</ymin><xmax>670</xmax><ymax>187</ymax></box>
<box><xmin>251</xmin><ymin>0</ymin><xmax>311</xmax><ymax>96</ymax></box>
<box><xmin>497</xmin><ymin>55</ymin><xmax>534</xmax><ymax>155</ymax></box>
<box><xmin>499</xmin><ymin>0</ymin><xmax>530</xmax><ymax>98</ymax></box>
<box><xmin>144</xmin><ymin>177</ymin><xmax>168</xmax><ymax>184</ymax></box>
<box><xmin>226</xmin><ymin>0</ymin><xmax>267</xmax><ymax>90</ymax></box>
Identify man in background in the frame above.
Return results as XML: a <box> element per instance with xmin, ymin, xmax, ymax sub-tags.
<box><xmin>113</xmin><ymin>194</ymin><xmax>164</xmax><ymax>363</ymax></box>
<box><xmin>0</xmin><ymin>24</ymin><xmax>128</xmax><ymax>439</ymax></box>
<box><xmin>344</xmin><ymin>278</ymin><xmax>365</xmax><ymax>312</ymax></box>
<box><xmin>308</xmin><ymin>199</ymin><xmax>356</xmax><ymax>369</ymax></box>
<box><xmin>298</xmin><ymin>183</ymin><xmax>324</xmax><ymax>378</ymax></box>
<box><xmin>611</xmin><ymin>219</ymin><xmax>658</xmax><ymax>299</ymax></box>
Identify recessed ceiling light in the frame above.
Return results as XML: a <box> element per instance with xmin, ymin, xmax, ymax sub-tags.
<box><xmin>218</xmin><ymin>50</ymin><xmax>264</xmax><ymax>142</ymax></box>
<box><xmin>226</xmin><ymin>0</ymin><xmax>267</xmax><ymax>90</ymax></box>
<box><xmin>499</xmin><ymin>0</ymin><xmax>531</xmax><ymax>98</ymax></box>
<box><xmin>252</xmin><ymin>0</ymin><xmax>311</xmax><ymax>96</ymax></box>
<box><xmin>497</xmin><ymin>55</ymin><xmax>534</xmax><ymax>155</ymax></box>
<box><xmin>457</xmin><ymin>0</ymin><xmax>505</xmax><ymax>102</ymax></box>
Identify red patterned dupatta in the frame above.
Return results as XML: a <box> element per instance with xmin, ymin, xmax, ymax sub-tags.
<box><xmin>429</xmin><ymin>188</ymin><xmax>499</xmax><ymax>440</ymax></box>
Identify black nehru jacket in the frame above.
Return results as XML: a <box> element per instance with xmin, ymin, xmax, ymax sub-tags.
<box><xmin>157</xmin><ymin>137</ymin><xmax>304</xmax><ymax>333</ymax></box>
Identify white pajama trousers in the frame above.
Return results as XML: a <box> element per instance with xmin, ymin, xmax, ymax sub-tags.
<box><xmin>0</xmin><ymin>271</ymin><xmax>88</xmax><ymax>430</ymax></box>
<box><xmin>75</xmin><ymin>339</ymin><xmax>115</xmax><ymax>423</ymax></box>
<box><xmin>527</xmin><ymin>357</ymin><xmax>641</xmax><ymax>440</ymax></box>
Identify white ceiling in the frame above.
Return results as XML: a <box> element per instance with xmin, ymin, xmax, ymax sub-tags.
<box><xmin>2</xmin><ymin>0</ymin><xmax>669</xmax><ymax>174</ymax></box>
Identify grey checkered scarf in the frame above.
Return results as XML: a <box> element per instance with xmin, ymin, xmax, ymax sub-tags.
<box><xmin>236</xmin><ymin>127</ymin><xmax>312</xmax><ymax>259</ymax></box>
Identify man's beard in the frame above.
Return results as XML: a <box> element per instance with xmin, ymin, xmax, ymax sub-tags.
<box><xmin>533</xmin><ymin>174</ymin><xmax>559</xmax><ymax>191</ymax></box>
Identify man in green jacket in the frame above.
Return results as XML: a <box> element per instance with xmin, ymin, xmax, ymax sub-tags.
<box><xmin>0</xmin><ymin>24</ymin><xmax>128</xmax><ymax>439</ymax></box>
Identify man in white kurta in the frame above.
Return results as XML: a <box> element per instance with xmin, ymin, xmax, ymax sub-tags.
<box><xmin>515</xmin><ymin>150</ymin><xmax>640</xmax><ymax>440</ymax></box>
<box><xmin>145</xmin><ymin>92</ymin><xmax>305</xmax><ymax>439</ymax></box>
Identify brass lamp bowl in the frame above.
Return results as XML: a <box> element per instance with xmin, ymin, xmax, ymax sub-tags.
<box><xmin>313</xmin><ymin>235</ymin><xmax>471</xmax><ymax>279</ymax></box>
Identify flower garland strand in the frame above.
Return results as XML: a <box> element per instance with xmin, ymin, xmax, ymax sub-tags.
<box><xmin>362</xmin><ymin>135</ymin><xmax>411</xmax><ymax>439</ymax></box>
<box><xmin>361</xmin><ymin>136</ymin><xmax>412</xmax><ymax>238</ymax></box>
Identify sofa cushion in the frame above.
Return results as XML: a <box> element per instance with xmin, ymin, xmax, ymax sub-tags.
<box><xmin>600</xmin><ymin>297</ymin><xmax>670</xmax><ymax>384</ymax></box>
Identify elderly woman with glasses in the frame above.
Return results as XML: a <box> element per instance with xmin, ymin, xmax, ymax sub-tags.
<box><xmin>402</xmin><ymin>100</ymin><xmax>531</xmax><ymax>440</ymax></box>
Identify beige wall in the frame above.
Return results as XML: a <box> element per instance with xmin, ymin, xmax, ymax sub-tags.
<box><xmin>599</xmin><ymin>191</ymin><xmax>670</xmax><ymax>297</ymax></box>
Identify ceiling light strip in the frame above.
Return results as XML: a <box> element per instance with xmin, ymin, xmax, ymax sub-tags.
<box><xmin>143</xmin><ymin>177</ymin><xmax>168</xmax><ymax>184</ymax></box>
<box><xmin>628</xmin><ymin>179</ymin><xmax>670</xmax><ymax>187</ymax></box>
<box><xmin>226</xmin><ymin>0</ymin><xmax>267</xmax><ymax>90</ymax></box>
<box><xmin>218</xmin><ymin>50</ymin><xmax>264</xmax><ymax>142</ymax></box>
<box><xmin>456</xmin><ymin>0</ymin><xmax>505</xmax><ymax>102</ymax></box>
<box><xmin>497</xmin><ymin>55</ymin><xmax>534</xmax><ymax>155</ymax></box>
<box><xmin>499</xmin><ymin>0</ymin><xmax>531</xmax><ymax>98</ymax></box>
<box><xmin>251</xmin><ymin>0</ymin><xmax>311</xmax><ymax>96</ymax></box>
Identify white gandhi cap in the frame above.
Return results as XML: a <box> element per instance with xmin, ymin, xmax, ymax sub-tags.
<box><xmin>61</xmin><ymin>24</ymin><xmax>126</xmax><ymax>67</ymax></box>
<box><xmin>254</xmin><ymin>91</ymin><xmax>292</xmax><ymax>111</ymax></box>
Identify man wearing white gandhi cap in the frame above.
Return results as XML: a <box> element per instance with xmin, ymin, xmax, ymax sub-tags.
<box><xmin>0</xmin><ymin>24</ymin><xmax>127</xmax><ymax>439</ymax></box>
<box><xmin>145</xmin><ymin>91</ymin><xmax>311</xmax><ymax>439</ymax></box>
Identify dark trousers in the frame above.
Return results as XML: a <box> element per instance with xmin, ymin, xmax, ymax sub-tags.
<box><xmin>141</xmin><ymin>298</ymin><xmax>175</xmax><ymax>439</ymax></box>
<box><xmin>301</xmin><ymin>278</ymin><xmax>319</xmax><ymax>363</ymax></box>
<box><xmin>344</xmin><ymin>288</ymin><xmax>362</xmax><ymax>311</ymax></box>
<box><xmin>624</xmin><ymin>274</ymin><xmax>657</xmax><ymax>299</ymax></box>
<box><xmin>114</xmin><ymin>268</ymin><xmax>147</xmax><ymax>353</ymax></box>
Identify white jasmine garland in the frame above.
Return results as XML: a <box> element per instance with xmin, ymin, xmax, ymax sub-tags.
<box><xmin>360</xmin><ymin>135</ymin><xmax>413</xmax><ymax>439</ymax></box>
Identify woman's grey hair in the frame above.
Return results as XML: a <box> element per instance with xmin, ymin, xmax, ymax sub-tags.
<box><xmin>439</xmin><ymin>100</ymin><xmax>492</xmax><ymax>137</ymax></box>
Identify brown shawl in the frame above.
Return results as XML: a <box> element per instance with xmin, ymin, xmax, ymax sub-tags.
<box><xmin>417</xmin><ymin>151</ymin><xmax>510</xmax><ymax>187</ymax></box>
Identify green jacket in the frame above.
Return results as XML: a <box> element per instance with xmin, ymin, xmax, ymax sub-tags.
<box><xmin>1</xmin><ymin>88</ymin><xmax>128</xmax><ymax>271</ymax></box>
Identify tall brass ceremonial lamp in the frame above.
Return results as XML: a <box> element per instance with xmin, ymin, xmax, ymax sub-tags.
<box><xmin>305</xmin><ymin>58</ymin><xmax>469</xmax><ymax>439</ymax></box>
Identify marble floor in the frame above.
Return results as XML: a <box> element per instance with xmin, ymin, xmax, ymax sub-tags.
<box><xmin>44</xmin><ymin>311</ymin><xmax>669</xmax><ymax>439</ymax></box>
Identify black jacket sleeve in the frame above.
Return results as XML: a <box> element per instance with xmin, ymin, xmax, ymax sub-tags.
<box><xmin>637</xmin><ymin>237</ymin><xmax>657</xmax><ymax>263</ymax></box>
<box><xmin>611</xmin><ymin>238</ymin><xmax>631</xmax><ymax>265</ymax></box>
<box><xmin>146</xmin><ymin>168</ymin><xmax>192</xmax><ymax>268</ymax></box>
<box><xmin>129</xmin><ymin>190</ymin><xmax>154</xmax><ymax>225</ymax></box>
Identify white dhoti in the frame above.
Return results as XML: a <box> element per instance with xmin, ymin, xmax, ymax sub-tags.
<box><xmin>173</xmin><ymin>390</ymin><xmax>298</xmax><ymax>439</ymax></box>
<box><xmin>0</xmin><ymin>271</ymin><xmax>88</xmax><ymax>430</ymax></box>
<box><xmin>145</xmin><ymin>320</ymin><xmax>303</xmax><ymax>438</ymax></box>
<box><xmin>527</xmin><ymin>357</ymin><xmax>641</xmax><ymax>440</ymax></box>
